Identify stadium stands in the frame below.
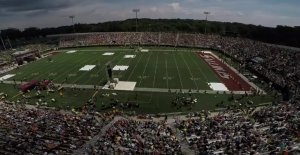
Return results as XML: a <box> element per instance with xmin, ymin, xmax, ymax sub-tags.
<box><xmin>176</xmin><ymin>101</ymin><xmax>300</xmax><ymax>154</ymax></box>
<box><xmin>0</xmin><ymin>43</ymin><xmax>57</xmax><ymax>75</ymax></box>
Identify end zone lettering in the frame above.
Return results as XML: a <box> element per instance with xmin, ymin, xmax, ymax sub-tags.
<box><xmin>200</xmin><ymin>54</ymin><xmax>230</xmax><ymax>79</ymax></box>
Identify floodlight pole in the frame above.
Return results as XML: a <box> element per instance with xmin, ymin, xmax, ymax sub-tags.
<box><xmin>0</xmin><ymin>36</ymin><xmax>6</xmax><ymax>50</ymax></box>
<box><xmin>7</xmin><ymin>37</ymin><xmax>12</xmax><ymax>49</ymax></box>
<box><xmin>69</xmin><ymin>16</ymin><xmax>76</xmax><ymax>33</ymax></box>
<box><xmin>204</xmin><ymin>12</ymin><xmax>210</xmax><ymax>34</ymax></box>
<box><xmin>132</xmin><ymin>9</ymin><xmax>140</xmax><ymax>32</ymax></box>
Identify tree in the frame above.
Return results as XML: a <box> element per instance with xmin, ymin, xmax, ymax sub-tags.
<box><xmin>1</xmin><ymin>18</ymin><xmax>300</xmax><ymax>48</ymax></box>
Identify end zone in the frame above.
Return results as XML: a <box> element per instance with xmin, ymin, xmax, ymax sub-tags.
<box><xmin>197</xmin><ymin>51</ymin><xmax>252</xmax><ymax>91</ymax></box>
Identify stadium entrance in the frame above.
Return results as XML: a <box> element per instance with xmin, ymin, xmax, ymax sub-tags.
<box><xmin>12</xmin><ymin>50</ymin><xmax>41</xmax><ymax>65</ymax></box>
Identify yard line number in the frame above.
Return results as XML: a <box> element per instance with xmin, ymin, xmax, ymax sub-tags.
<box><xmin>31</xmin><ymin>73</ymin><xmax>39</xmax><ymax>76</ymax></box>
<box><xmin>49</xmin><ymin>73</ymin><xmax>57</xmax><ymax>76</ymax></box>
<box><xmin>190</xmin><ymin>78</ymin><xmax>201</xmax><ymax>81</ymax></box>
<box><xmin>138</xmin><ymin>76</ymin><xmax>149</xmax><ymax>79</ymax></box>
<box><xmin>113</xmin><ymin>75</ymin><xmax>123</xmax><ymax>78</ymax></box>
<box><xmin>17</xmin><ymin>72</ymin><xmax>23</xmax><ymax>75</ymax></box>
<box><xmin>90</xmin><ymin>74</ymin><xmax>98</xmax><ymax>78</ymax></box>
<box><xmin>68</xmin><ymin>74</ymin><xmax>77</xmax><ymax>77</ymax></box>
<box><xmin>163</xmin><ymin>77</ymin><xmax>174</xmax><ymax>80</ymax></box>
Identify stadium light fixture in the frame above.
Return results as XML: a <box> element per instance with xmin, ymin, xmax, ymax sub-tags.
<box><xmin>204</xmin><ymin>12</ymin><xmax>210</xmax><ymax>34</ymax></box>
<box><xmin>69</xmin><ymin>16</ymin><xmax>76</xmax><ymax>33</ymax></box>
<box><xmin>132</xmin><ymin>9</ymin><xmax>140</xmax><ymax>32</ymax></box>
<box><xmin>0</xmin><ymin>36</ymin><xmax>6</xmax><ymax>50</ymax></box>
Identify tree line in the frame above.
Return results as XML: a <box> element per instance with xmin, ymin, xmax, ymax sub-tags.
<box><xmin>1</xmin><ymin>18</ymin><xmax>300</xmax><ymax>48</ymax></box>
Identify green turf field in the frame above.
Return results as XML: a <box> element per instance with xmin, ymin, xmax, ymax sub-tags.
<box><xmin>0</xmin><ymin>47</ymin><xmax>280</xmax><ymax>114</ymax></box>
<box><xmin>4</xmin><ymin>47</ymin><xmax>220</xmax><ymax>90</ymax></box>
<box><xmin>0</xmin><ymin>83</ymin><xmax>279</xmax><ymax>114</ymax></box>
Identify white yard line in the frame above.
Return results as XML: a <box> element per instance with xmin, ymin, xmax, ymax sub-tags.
<box><xmin>16</xmin><ymin>54</ymin><xmax>74</xmax><ymax>79</ymax></box>
<box><xmin>83</xmin><ymin>53</ymin><xmax>123</xmax><ymax>84</ymax></box>
<box><xmin>138</xmin><ymin>53</ymin><xmax>152</xmax><ymax>87</ymax></box>
<box><xmin>152</xmin><ymin>52</ymin><xmax>159</xmax><ymax>88</ymax></box>
<box><xmin>97</xmin><ymin>51</ymin><xmax>135</xmax><ymax>85</ymax></box>
<box><xmin>127</xmin><ymin>54</ymin><xmax>144</xmax><ymax>80</ymax></box>
<box><xmin>31</xmin><ymin>54</ymin><xmax>87</xmax><ymax>80</ymax></box>
<box><xmin>52</xmin><ymin>55</ymin><xmax>98</xmax><ymax>81</ymax></box>
<box><xmin>180</xmin><ymin>53</ymin><xmax>199</xmax><ymax>90</ymax></box>
<box><xmin>166</xmin><ymin>60</ymin><xmax>169</xmax><ymax>88</ymax></box>
<box><xmin>75</xmin><ymin>54</ymin><xmax>116</xmax><ymax>84</ymax></box>
<box><xmin>188</xmin><ymin>52</ymin><xmax>209</xmax><ymax>82</ymax></box>
<box><xmin>172</xmin><ymin>51</ymin><xmax>183</xmax><ymax>89</ymax></box>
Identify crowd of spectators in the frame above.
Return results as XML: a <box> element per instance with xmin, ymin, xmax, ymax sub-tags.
<box><xmin>176</xmin><ymin>101</ymin><xmax>300</xmax><ymax>155</ymax></box>
<box><xmin>0</xmin><ymin>43</ymin><xmax>57</xmax><ymax>75</ymax></box>
<box><xmin>88</xmin><ymin>119</ymin><xmax>182</xmax><ymax>155</ymax></box>
<box><xmin>0</xmin><ymin>102</ymin><xmax>105</xmax><ymax>155</ymax></box>
<box><xmin>140</xmin><ymin>32</ymin><xmax>159</xmax><ymax>45</ymax></box>
<box><xmin>18</xmin><ymin>44</ymin><xmax>57</xmax><ymax>53</ymax></box>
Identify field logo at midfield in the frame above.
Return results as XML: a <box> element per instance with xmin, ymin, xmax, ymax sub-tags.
<box><xmin>199</xmin><ymin>54</ymin><xmax>230</xmax><ymax>79</ymax></box>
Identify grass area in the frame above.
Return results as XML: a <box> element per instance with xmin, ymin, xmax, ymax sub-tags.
<box><xmin>0</xmin><ymin>47</ymin><xmax>280</xmax><ymax>114</ymax></box>
<box><xmin>0</xmin><ymin>83</ymin><xmax>279</xmax><ymax>114</ymax></box>
<box><xmin>3</xmin><ymin>47</ymin><xmax>220</xmax><ymax>89</ymax></box>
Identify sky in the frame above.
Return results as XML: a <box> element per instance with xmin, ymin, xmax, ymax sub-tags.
<box><xmin>0</xmin><ymin>0</ymin><xmax>299</xmax><ymax>30</ymax></box>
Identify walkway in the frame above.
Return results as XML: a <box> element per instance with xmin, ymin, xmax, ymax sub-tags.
<box><xmin>73</xmin><ymin>116</ymin><xmax>126</xmax><ymax>155</ymax></box>
<box><xmin>3</xmin><ymin>80</ymin><xmax>253</xmax><ymax>94</ymax></box>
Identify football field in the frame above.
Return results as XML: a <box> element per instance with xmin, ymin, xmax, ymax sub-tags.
<box><xmin>4</xmin><ymin>47</ymin><xmax>221</xmax><ymax>90</ymax></box>
<box><xmin>0</xmin><ymin>47</ymin><xmax>277</xmax><ymax>114</ymax></box>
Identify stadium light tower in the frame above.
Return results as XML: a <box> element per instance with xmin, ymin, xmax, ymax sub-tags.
<box><xmin>69</xmin><ymin>16</ymin><xmax>76</xmax><ymax>33</ymax></box>
<box><xmin>204</xmin><ymin>12</ymin><xmax>210</xmax><ymax>34</ymax></box>
<box><xmin>132</xmin><ymin>9</ymin><xmax>140</xmax><ymax>32</ymax></box>
<box><xmin>0</xmin><ymin>36</ymin><xmax>6</xmax><ymax>50</ymax></box>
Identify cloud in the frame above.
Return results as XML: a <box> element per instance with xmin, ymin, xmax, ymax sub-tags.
<box><xmin>168</xmin><ymin>3</ymin><xmax>188</xmax><ymax>14</ymax></box>
<box><xmin>150</xmin><ymin>7</ymin><xmax>157</xmax><ymax>12</ymax></box>
<box><xmin>0</xmin><ymin>0</ymin><xmax>78</xmax><ymax>13</ymax></box>
<box><xmin>0</xmin><ymin>0</ymin><xmax>299</xmax><ymax>29</ymax></box>
<box><xmin>185</xmin><ymin>0</ymin><xmax>201</xmax><ymax>3</ymax></box>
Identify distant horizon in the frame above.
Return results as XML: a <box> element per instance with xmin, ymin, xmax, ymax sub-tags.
<box><xmin>1</xmin><ymin>18</ymin><xmax>298</xmax><ymax>31</ymax></box>
<box><xmin>0</xmin><ymin>0</ymin><xmax>299</xmax><ymax>30</ymax></box>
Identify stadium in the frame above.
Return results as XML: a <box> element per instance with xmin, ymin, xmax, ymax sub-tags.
<box><xmin>0</xmin><ymin>6</ymin><xmax>299</xmax><ymax>155</ymax></box>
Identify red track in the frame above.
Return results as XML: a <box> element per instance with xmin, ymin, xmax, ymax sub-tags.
<box><xmin>50</xmin><ymin>51</ymin><xmax>61</xmax><ymax>55</ymax></box>
<box><xmin>197</xmin><ymin>52</ymin><xmax>252</xmax><ymax>91</ymax></box>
